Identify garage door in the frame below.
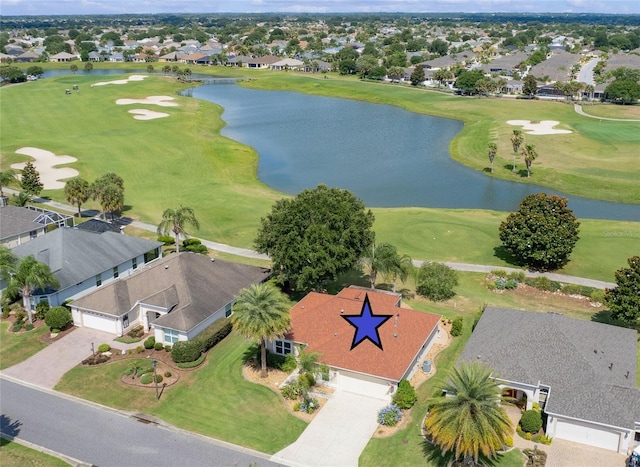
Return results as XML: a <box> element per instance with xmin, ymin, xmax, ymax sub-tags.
<box><xmin>80</xmin><ymin>312</ymin><xmax>118</xmax><ymax>334</ymax></box>
<box><xmin>554</xmin><ymin>419</ymin><xmax>620</xmax><ymax>451</ymax></box>
<box><xmin>339</xmin><ymin>370</ymin><xmax>390</xmax><ymax>400</ymax></box>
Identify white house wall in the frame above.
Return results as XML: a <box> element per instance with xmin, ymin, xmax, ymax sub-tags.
<box><xmin>73</xmin><ymin>310</ymin><xmax>118</xmax><ymax>334</ymax></box>
<box><xmin>185</xmin><ymin>305</ymin><xmax>228</xmax><ymax>340</ymax></box>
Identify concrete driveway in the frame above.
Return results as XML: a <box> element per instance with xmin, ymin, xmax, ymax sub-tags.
<box><xmin>2</xmin><ymin>327</ymin><xmax>120</xmax><ymax>389</ymax></box>
<box><xmin>271</xmin><ymin>390</ymin><xmax>388</xmax><ymax>467</ymax></box>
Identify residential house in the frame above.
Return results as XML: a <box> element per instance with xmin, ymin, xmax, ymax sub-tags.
<box><xmin>481</xmin><ymin>51</ymin><xmax>530</xmax><ymax>75</ymax></box>
<box><xmin>8</xmin><ymin>227</ymin><xmax>162</xmax><ymax>308</ymax></box>
<box><xmin>459</xmin><ymin>307</ymin><xmax>640</xmax><ymax>454</ymax></box>
<box><xmin>246</xmin><ymin>55</ymin><xmax>281</xmax><ymax>69</ymax></box>
<box><xmin>184</xmin><ymin>52</ymin><xmax>210</xmax><ymax>65</ymax></box>
<box><xmin>277</xmin><ymin>287</ymin><xmax>441</xmax><ymax>399</ymax></box>
<box><xmin>159</xmin><ymin>51</ymin><xmax>186</xmax><ymax>62</ymax></box>
<box><xmin>70</xmin><ymin>253</ymin><xmax>271</xmax><ymax>344</ymax></box>
<box><xmin>529</xmin><ymin>50</ymin><xmax>576</xmax><ymax>82</ymax></box>
<box><xmin>49</xmin><ymin>52</ymin><xmax>77</xmax><ymax>62</ymax></box>
<box><xmin>270</xmin><ymin>58</ymin><xmax>304</xmax><ymax>71</ymax></box>
<box><xmin>0</xmin><ymin>203</ymin><xmax>72</xmax><ymax>248</ymax></box>
<box><xmin>15</xmin><ymin>51</ymin><xmax>39</xmax><ymax>63</ymax></box>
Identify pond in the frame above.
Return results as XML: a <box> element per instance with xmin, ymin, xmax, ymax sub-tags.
<box><xmin>186</xmin><ymin>84</ymin><xmax>639</xmax><ymax>221</ymax></box>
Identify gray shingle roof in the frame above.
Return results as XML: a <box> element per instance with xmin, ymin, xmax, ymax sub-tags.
<box><xmin>72</xmin><ymin>252</ymin><xmax>271</xmax><ymax>333</ymax></box>
<box><xmin>459</xmin><ymin>307</ymin><xmax>640</xmax><ymax>429</ymax></box>
<box><xmin>0</xmin><ymin>205</ymin><xmax>42</xmax><ymax>241</ymax></box>
<box><xmin>11</xmin><ymin>227</ymin><xmax>162</xmax><ymax>291</ymax></box>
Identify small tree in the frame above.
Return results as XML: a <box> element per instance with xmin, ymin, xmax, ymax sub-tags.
<box><xmin>604</xmin><ymin>256</ymin><xmax>640</xmax><ymax>328</ymax></box>
<box><xmin>522</xmin><ymin>74</ymin><xmax>538</xmax><ymax>97</ymax></box>
<box><xmin>0</xmin><ymin>169</ymin><xmax>17</xmax><ymax>197</ymax></box>
<box><xmin>510</xmin><ymin>129</ymin><xmax>524</xmax><ymax>173</ymax></box>
<box><xmin>416</xmin><ymin>262</ymin><xmax>458</xmax><ymax>301</ymax></box>
<box><xmin>45</xmin><ymin>306</ymin><xmax>72</xmax><ymax>330</ymax></box>
<box><xmin>64</xmin><ymin>176</ymin><xmax>91</xmax><ymax>217</ymax></box>
<box><xmin>499</xmin><ymin>193</ymin><xmax>580</xmax><ymax>270</ymax></box>
<box><xmin>487</xmin><ymin>142</ymin><xmax>497</xmax><ymax>174</ymax></box>
<box><xmin>20</xmin><ymin>162</ymin><xmax>43</xmax><ymax>198</ymax></box>
<box><xmin>70</xmin><ymin>63</ymin><xmax>78</xmax><ymax>74</ymax></box>
<box><xmin>522</xmin><ymin>144</ymin><xmax>538</xmax><ymax>178</ymax></box>
<box><xmin>84</xmin><ymin>62</ymin><xmax>93</xmax><ymax>73</ymax></box>
<box><xmin>91</xmin><ymin>173</ymin><xmax>124</xmax><ymax>221</ymax></box>
<box><xmin>157</xmin><ymin>206</ymin><xmax>200</xmax><ymax>253</ymax></box>
<box><xmin>410</xmin><ymin>65</ymin><xmax>425</xmax><ymax>86</ymax></box>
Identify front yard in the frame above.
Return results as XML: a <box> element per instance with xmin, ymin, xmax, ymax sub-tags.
<box><xmin>0</xmin><ymin>321</ymin><xmax>48</xmax><ymax>371</ymax></box>
<box><xmin>55</xmin><ymin>332</ymin><xmax>307</xmax><ymax>454</ymax></box>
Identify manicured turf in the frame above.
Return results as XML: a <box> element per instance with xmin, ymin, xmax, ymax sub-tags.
<box><xmin>55</xmin><ymin>333</ymin><xmax>306</xmax><ymax>454</ymax></box>
<box><xmin>0</xmin><ymin>437</ymin><xmax>70</xmax><ymax>467</ymax></box>
<box><xmin>579</xmin><ymin>103</ymin><xmax>640</xmax><ymax>120</ymax></box>
<box><xmin>0</xmin><ymin>322</ymin><xmax>48</xmax><ymax>370</ymax></box>
<box><xmin>1</xmin><ymin>70</ymin><xmax>637</xmax><ymax>283</ymax></box>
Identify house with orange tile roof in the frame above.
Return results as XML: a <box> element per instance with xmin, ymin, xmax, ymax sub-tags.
<box><xmin>274</xmin><ymin>286</ymin><xmax>441</xmax><ymax>399</ymax></box>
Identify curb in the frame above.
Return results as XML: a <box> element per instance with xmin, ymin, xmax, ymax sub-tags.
<box><xmin>0</xmin><ymin>433</ymin><xmax>92</xmax><ymax>467</ymax></box>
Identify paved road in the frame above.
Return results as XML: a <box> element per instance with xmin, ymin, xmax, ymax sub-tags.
<box><xmin>0</xmin><ymin>377</ymin><xmax>277</xmax><ymax>467</ymax></box>
<box><xmin>577</xmin><ymin>57</ymin><xmax>599</xmax><ymax>85</ymax></box>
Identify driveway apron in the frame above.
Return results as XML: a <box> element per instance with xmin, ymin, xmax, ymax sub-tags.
<box><xmin>2</xmin><ymin>327</ymin><xmax>118</xmax><ymax>389</ymax></box>
<box><xmin>271</xmin><ymin>390</ymin><xmax>389</xmax><ymax>467</ymax></box>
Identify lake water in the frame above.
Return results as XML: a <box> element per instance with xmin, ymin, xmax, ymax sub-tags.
<box><xmin>187</xmin><ymin>84</ymin><xmax>639</xmax><ymax>221</ymax></box>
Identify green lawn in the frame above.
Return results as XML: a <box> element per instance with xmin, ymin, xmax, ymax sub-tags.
<box><xmin>55</xmin><ymin>333</ymin><xmax>306</xmax><ymax>454</ymax></box>
<box><xmin>1</xmin><ymin>72</ymin><xmax>637</xmax><ymax>283</ymax></box>
<box><xmin>0</xmin><ymin>438</ymin><xmax>69</xmax><ymax>467</ymax></box>
<box><xmin>0</xmin><ymin>322</ymin><xmax>48</xmax><ymax>370</ymax></box>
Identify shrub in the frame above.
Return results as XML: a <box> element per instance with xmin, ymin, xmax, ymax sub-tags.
<box><xmin>293</xmin><ymin>402</ymin><xmax>301</xmax><ymax>412</ymax></box>
<box><xmin>171</xmin><ymin>340</ymin><xmax>201</xmax><ymax>363</ymax></box>
<box><xmin>590</xmin><ymin>289</ymin><xmax>605</xmax><ymax>303</ymax></box>
<box><xmin>2</xmin><ymin>306</ymin><xmax>10</xmax><ymax>319</ymax></box>
<box><xmin>144</xmin><ymin>336</ymin><xmax>156</xmax><ymax>349</ymax></box>
<box><xmin>523</xmin><ymin>432</ymin><xmax>532</xmax><ymax>440</ymax></box>
<box><xmin>495</xmin><ymin>278</ymin><xmax>507</xmax><ymax>290</ymax></box>
<box><xmin>164</xmin><ymin>345</ymin><xmax>172</xmax><ymax>352</ymax></box>
<box><xmin>164</xmin><ymin>371</ymin><xmax>172</xmax><ymax>378</ymax></box>
<box><xmin>520</xmin><ymin>409</ymin><xmax>543</xmax><ymax>433</ymax></box>
<box><xmin>392</xmin><ymin>379</ymin><xmax>417</xmax><ymax>409</ymax></box>
<box><xmin>157</xmin><ymin>235</ymin><xmax>175</xmax><ymax>245</ymax></box>
<box><xmin>82</xmin><ymin>354</ymin><xmax>110</xmax><ymax>365</ymax></box>
<box><xmin>299</xmin><ymin>397</ymin><xmax>319</xmax><ymax>414</ymax></box>
<box><xmin>539</xmin><ymin>434</ymin><xmax>553</xmax><ymax>445</ymax></box>
<box><xmin>281</xmin><ymin>381</ymin><xmax>305</xmax><ymax>400</ymax></box>
<box><xmin>176</xmin><ymin>353</ymin><xmax>205</xmax><ymax>368</ymax></box>
<box><xmin>24</xmin><ymin>323</ymin><xmax>34</xmax><ymax>331</ymax></box>
<box><xmin>140</xmin><ymin>373</ymin><xmax>163</xmax><ymax>385</ymax></box>
<box><xmin>12</xmin><ymin>321</ymin><xmax>23</xmax><ymax>332</ymax></box>
<box><xmin>508</xmin><ymin>271</ymin><xmax>526</xmax><ymax>282</ymax></box>
<box><xmin>135</xmin><ymin>345</ymin><xmax>144</xmax><ymax>354</ymax></box>
<box><xmin>153</xmin><ymin>342</ymin><xmax>163</xmax><ymax>351</ymax></box>
<box><xmin>523</xmin><ymin>447</ymin><xmax>547</xmax><ymax>467</ymax></box>
<box><xmin>35</xmin><ymin>301</ymin><xmax>50</xmax><ymax>320</ymax></box>
<box><xmin>450</xmin><ymin>316</ymin><xmax>463</xmax><ymax>337</ymax></box>
<box><xmin>416</xmin><ymin>262</ymin><xmax>458</xmax><ymax>301</ymax></box>
<box><xmin>185</xmin><ymin>243</ymin><xmax>208</xmax><ymax>255</ymax></box>
<box><xmin>193</xmin><ymin>318</ymin><xmax>232</xmax><ymax>353</ymax></box>
<box><xmin>128</xmin><ymin>325</ymin><xmax>144</xmax><ymax>338</ymax></box>
<box><xmin>503</xmin><ymin>436</ymin><xmax>514</xmax><ymax>447</ymax></box>
<box><xmin>486</xmin><ymin>281</ymin><xmax>497</xmax><ymax>291</ymax></box>
<box><xmin>561</xmin><ymin>284</ymin><xmax>581</xmax><ymax>295</ymax></box>
<box><xmin>298</xmin><ymin>372</ymin><xmax>315</xmax><ymax>389</ymax></box>
<box><xmin>182</xmin><ymin>238</ymin><xmax>202</xmax><ymax>247</ymax></box>
<box><xmin>14</xmin><ymin>309</ymin><xmax>26</xmax><ymax>323</ymax></box>
<box><xmin>505</xmin><ymin>278</ymin><xmax>519</xmax><ymax>290</ymax></box>
<box><xmin>532</xmin><ymin>276</ymin><xmax>561</xmax><ymax>292</ymax></box>
<box><xmin>491</xmin><ymin>270</ymin><xmax>507</xmax><ymax>278</ymax></box>
<box><xmin>51</xmin><ymin>328</ymin><xmax>60</xmax><ymax>334</ymax></box>
<box><xmin>45</xmin><ymin>306</ymin><xmax>72</xmax><ymax>330</ymax></box>
<box><xmin>97</xmin><ymin>343</ymin><xmax>111</xmax><ymax>353</ymax></box>
<box><xmin>280</xmin><ymin>353</ymin><xmax>297</xmax><ymax>373</ymax></box>
<box><xmin>377</xmin><ymin>404</ymin><xmax>402</xmax><ymax>426</ymax></box>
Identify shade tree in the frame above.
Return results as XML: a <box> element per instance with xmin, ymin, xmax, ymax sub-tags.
<box><xmin>604</xmin><ymin>256</ymin><xmax>640</xmax><ymax>328</ymax></box>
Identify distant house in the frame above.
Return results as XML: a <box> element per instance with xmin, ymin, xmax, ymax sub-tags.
<box><xmin>246</xmin><ymin>55</ymin><xmax>281</xmax><ymax>69</ymax></box>
<box><xmin>459</xmin><ymin>307</ymin><xmax>640</xmax><ymax>454</ymax></box>
<box><xmin>8</xmin><ymin>227</ymin><xmax>162</xmax><ymax>308</ymax></box>
<box><xmin>14</xmin><ymin>51</ymin><xmax>38</xmax><ymax>63</ymax></box>
<box><xmin>87</xmin><ymin>51</ymin><xmax>101</xmax><ymax>62</ymax></box>
<box><xmin>278</xmin><ymin>287</ymin><xmax>441</xmax><ymax>399</ymax></box>
<box><xmin>0</xmin><ymin>204</ymin><xmax>73</xmax><ymax>248</ymax></box>
<box><xmin>49</xmin><ymin>52</ymin><xmax>77</xmax><ymax>62</ymax></box>
<box><xmin>159</xmin><ymin>51</ymin><xmax>186</xmax><ymax>62</ymax></box>
<box><xmin>270</xmin><ymin>58</ymin><xmax>304</xmax><ymax>71</ymax></box>
<box><xmin>70</xmin><ymin>253</ymin><xmax>271</xmax><ymax>343</ymax></box>
<box><xmin>184</xmin><ymin>52</ymin><xmax>210</xmax><ymax>65</ymax></box>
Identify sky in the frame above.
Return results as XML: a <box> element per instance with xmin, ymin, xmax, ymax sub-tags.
<box><xmin>1</xmin><ymin>0</ymin><xmax>640</xmax><ymax>16</ymax></box>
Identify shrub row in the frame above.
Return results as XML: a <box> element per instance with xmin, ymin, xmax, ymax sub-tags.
<box><xmin>175</xmin><ymin>353</ymin><xmax>205</xmax><ymax>369</ymax></box>
<box><xmin>170</xmin><ymin>318</ymin><xmax>233</xmax><ymax>363</ymax></box>
<box><xmin>183</xmin><ymin>238</ymin><xmax>208</xmax><ymax>255</ymax></box>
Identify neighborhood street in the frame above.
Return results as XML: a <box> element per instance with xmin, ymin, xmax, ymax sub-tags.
<box><xmin>0</xmin><ymin>377</ymin><xmax>278</xmax><ymax>467</ymax></box>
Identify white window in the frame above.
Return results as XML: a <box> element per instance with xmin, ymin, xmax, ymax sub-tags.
<box><xmin>164</xmin><ymin>329</ymin><xmax>179</xmax><ymax>344</ymax></box>
<box><xmin>275</xmin><ymin>340</ymin><xmax>291</xmax><ymax>355</ymax></box>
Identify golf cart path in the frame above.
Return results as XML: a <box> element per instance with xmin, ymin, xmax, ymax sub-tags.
<box><xmin>574</xmin><ymin>104</ymin><xmax>640</xmax><ymax>122</ymax></box>
<box><xmin>14</xmin><ymin>190</ymin><xmax>616</xmax><ymax>289</ymax></box>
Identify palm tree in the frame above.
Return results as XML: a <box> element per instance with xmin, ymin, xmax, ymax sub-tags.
<box><xmin>585</xmin><ymin>84</ymin><xmax>595</xmax><ymax>101</ymax></box>
<box><xmin>425</xmin><ymin>361</ymin><xmax>513</xmax><ymax>464</ymax></box>
<box><xmin>64</xmin><ymin>176</ymin><xmax>91</xmax><ymax>217</ymax></box>
<box><xmin>231</xmin><ymin>282</ymin><xmax>291</xmax><ymax>378</ymax></box>
<box><xmin>0</xmin><ymin>169</ymin><xmax>17</xmax><ymax>197</ymax></box>
<box><xmin>522</xmin><ymin>144</ymin><xmax>538</xmax><ymax>178</ymax></box>
<box><xmin>5</xmin><ymin>256</ymin><xmax>59</xmax><ymax>324</ymax></box>
<box><xmin>510</xmin><ymin>129</ymin><xmax>524</xmax><ymax>173</ymax></box>
<box><xmin>0</xmin><ymin>245</ymin><xmax>17</xmax><ymax>282</ymax></box>
<box><xmin>157</xmin><ymin>205</ymin><xmax>200</xmax><ymax>253</ymax></box>
<box><xmin>361</xmin><ymin>242</ymin><xmax>397</xmax><ymax>289</ymax></box>
<box><xmin>387</xmin><ymin>252</ymin><xmax>413</xmax><ymax>293</ymax></box>
<box><xmin>487</xmin><ymin>143</ymin><xmax>497</xmax><ymax>174</ymax></box>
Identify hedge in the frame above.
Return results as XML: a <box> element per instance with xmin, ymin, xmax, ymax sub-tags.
<box><xmin>193</xmin><ymin>318</ymin><xmax>232</xmax><ymax>353</ymax></box>
<box><xmin>171</xmin><ymin>340</ymin><xmax>202</xmax><ymax>363</ymax></box>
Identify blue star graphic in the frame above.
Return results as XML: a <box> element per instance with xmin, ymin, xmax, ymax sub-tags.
<box><xmin>342</xmin><ymin>294</ymin><xmax>393</xmax><ymax>351</ymax></box>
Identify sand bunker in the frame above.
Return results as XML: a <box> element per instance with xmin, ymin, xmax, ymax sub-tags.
<box><xmin>91</xmin><ymin>74</ymin><xmax>147</xmax><ymax>87</ymax></box>
<box><xmin>128</xmin><ymin>109</ymin><xmax>170</xmax><ymax>120</ymax></box>
<box><xmin>115</xmin><ymin>95</ymin><xmax>178</xmax><ymax>107</ymax></box>
<box><xmin>507</xmin><ymin>120</ymin><xmax>572</xmax><ymax>135</ymax></box>
<box><xmin>11</xmin><ymin>147</ymin><xmax>79</xmax><ymax>190</ymax></box>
